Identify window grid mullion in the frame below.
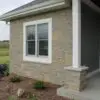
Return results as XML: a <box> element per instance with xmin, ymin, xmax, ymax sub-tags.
<box><xmin>26</xmin><ymin>27</ymin><xmax>28</xmax><ymax>56</ymax></box>
<box><xmin>37</xmin><ymin>25</ymin><xmax>39</xmax><ymax>57</ymax></box>
<box><xmin>35</xmin><ymin>24</ymin><xmax>38</xmax><ymax>56</ymax></box>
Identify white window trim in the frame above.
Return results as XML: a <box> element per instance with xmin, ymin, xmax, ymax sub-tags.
<box><xmin>23</xmin><ymin>18</ymin><xmax>52</xmax><ymax>64</ymax></box>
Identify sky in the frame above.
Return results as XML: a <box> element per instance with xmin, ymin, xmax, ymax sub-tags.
<box><xmin>0</xmin><ymin>0</ymin><xmax>34</xmax><ymax>41</ymax></box>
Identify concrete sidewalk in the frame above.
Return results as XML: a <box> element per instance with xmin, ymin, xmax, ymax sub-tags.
<box><xmin>57</xmin><ymin>73</ymin><xmax>100</xmax><ymax>100</ymax></box>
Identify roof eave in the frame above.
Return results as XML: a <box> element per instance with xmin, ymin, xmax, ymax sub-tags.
<box><xmin>0</xmin><ymin>0</ymin><xmax>70</xmax><ymax>21</ymax></box>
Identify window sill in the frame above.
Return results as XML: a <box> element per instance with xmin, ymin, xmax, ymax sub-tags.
<box><xmin>23</xmin><ymin>56</ymin><xmax>52</xmax><ymax>64</ymax></box>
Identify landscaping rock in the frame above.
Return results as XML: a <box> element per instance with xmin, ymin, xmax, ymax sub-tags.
<box><xmin>17</xmin><ymin>88</ymin><xmax>25</xmax><ymax>97</ymax></box>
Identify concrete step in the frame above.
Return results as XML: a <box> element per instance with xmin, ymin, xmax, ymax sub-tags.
<box><xmin>57</xmin><ymin>87</ymin><xmax>92</xmax><ymax>100</ymax></box>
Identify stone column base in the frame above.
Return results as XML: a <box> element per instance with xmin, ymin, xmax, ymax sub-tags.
<box><xmin>64</xmin><ymin>66</ymin><xmax>88</xmax><ymax>92</ymax></box>
<box><xmin>57</xmin><ymin>66</ymin><xmax>88</xmax><ymax>99</ymax></box>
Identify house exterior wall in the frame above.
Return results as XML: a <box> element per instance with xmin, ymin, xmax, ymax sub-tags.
<box><xmin>81</xmin><ymin>2</ymin><xmax>100</xmax><ymax>72</ymax></box>
<box><xmin>10</xmin><ymin>8</ymin><xmax>72</xmax><ymax>85</ymax></box>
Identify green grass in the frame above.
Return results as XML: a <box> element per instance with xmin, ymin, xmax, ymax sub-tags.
<box><xmin>0</xmin><ymin>50</ymin><xmax>9</xmax><ymax>56</ymax></box>
<box><xmin>0</xmin><ymin>41</ymin><xmax>9</xmax><ymax>48</ymax></box>
<box><xmin>0</xmin><ymin>56</ymin><xmax>9</xmax><ymax>64</ymax></box>
<box><xmin>0</xmin><ymin>41</ymin><xmax>9</xmax><ymax>64</ymax></box>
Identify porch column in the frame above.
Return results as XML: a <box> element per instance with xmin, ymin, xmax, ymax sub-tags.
<box><xmin>63</xmin><ymin>0</ymin><xmax>88</xmax><ymax>93</ymax></box>
<box><xmin>72</xmin><ymin>0</ymin><xmax>81</xmax><ymax>68</ymax></box>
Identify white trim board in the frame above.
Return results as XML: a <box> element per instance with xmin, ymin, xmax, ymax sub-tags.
<box><xmin>23</xmin><ymin>18</ymin><xmax>52</xmax><ymax>64</ymax></box>
<box><xmin>87</xmin><ymin>69</ymin><xmax>100</xmax><ymax>79</ymax></box>
<box><xmin>0</xmin><ymin>0</ymin><xmax>69</xmax><ymax>21</ymax></box>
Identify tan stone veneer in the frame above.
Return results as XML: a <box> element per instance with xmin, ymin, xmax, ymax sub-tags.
<box><xmin>64</xmin><ymin>67</ymin><xmax>88</xmax><ymax>91</ymax></box>
<box><xmin>9</xmin><ymin>8</ymin><xmax>72</xmax><ymax>85</ymax></box>
<box><xmin>57</xmin><ymin>67</ymin><xmax>88</xmax><ymax>99</ymax></box>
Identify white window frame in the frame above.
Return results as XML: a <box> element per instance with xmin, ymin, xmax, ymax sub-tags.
<box><xmin>23</xmin><ymin>18</ymin><xmax>52</xmax><ymax>64</ymax></box>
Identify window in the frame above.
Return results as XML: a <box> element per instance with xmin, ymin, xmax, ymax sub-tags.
<box><xmin>23</xmin><ymin>18</ymin><xmax>52</xmax><ymax>63</ymax></box>
<box><xmin>26</xmin><ymin>25</ymin><xmax>35</xmax><ymax>55</ymax></box>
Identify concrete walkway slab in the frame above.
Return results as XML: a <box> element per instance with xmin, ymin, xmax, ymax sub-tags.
<box><xmin>57</xmin><ymin>73</ymin><xmax>100</xmax><ymax>100</ymax></box>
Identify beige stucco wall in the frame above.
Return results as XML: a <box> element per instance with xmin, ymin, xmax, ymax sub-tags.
<box><xmin>10</xmin><ymin>8</ymin><xmax>72</xmax><ymax>85</ymax></box>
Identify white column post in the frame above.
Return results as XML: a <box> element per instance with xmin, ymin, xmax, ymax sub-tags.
<box><xmin>72</xmin><ymin>0</ymin><xmax>81</xmax><ymax>68</ymax></box>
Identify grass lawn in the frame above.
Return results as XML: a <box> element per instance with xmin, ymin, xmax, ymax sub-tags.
<box><xmin>0</xmin><ymin>56</ymin><xmax>9</xmax><ymax>64</ymax></box>
<box><xmin>0</xmin><ymin>48</ymin><xmax>9</xmax><ymax>64</ymax></box>
<box><xmin>0</xmin><ymin>48</ymin><xmax>9</xmax><ymax>56</ymax></box>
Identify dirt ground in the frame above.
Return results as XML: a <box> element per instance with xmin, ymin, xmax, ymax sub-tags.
<box><xmin>0</xmin><ymin>74</ymin><xmax>69</xmax><ymax>100</ymax></box>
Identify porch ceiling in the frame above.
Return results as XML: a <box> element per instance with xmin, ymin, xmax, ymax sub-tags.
<box><xmin>91</xmin><ymin>0</ymin><xmax>100</xmax><ymax>7</ymax></box>
<box><xmin>82</xmin><ymin>0</ymin><xmax>100</xmax><ymax>13</ymax></box>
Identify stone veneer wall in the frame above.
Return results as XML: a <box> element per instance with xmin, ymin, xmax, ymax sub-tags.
<box><xmin>64</xmin><ymin>69</ymin><xmax>88</xmax><ymax>91</ymax></box>
<box><xmin>10</xmin><ymin>8</ymin><xmax>72</xmax><ymax>85</ymax></box>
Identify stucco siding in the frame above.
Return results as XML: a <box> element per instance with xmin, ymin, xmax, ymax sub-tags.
<box><xmin>10</xmin><ymin>9</ymin><xmax>72</xmax><ymax>85</ymax></box>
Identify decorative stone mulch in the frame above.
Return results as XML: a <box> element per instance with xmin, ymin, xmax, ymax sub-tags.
<box><xmin>0</xmin><ymin>74</ymin><xmax>70</xmax><ymax>100</ymax></box>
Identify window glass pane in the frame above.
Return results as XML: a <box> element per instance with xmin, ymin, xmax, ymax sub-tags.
<box><xmin>26</xmin><ymin>25</ymin><xmax>35</xmax><ymax>40</ymax></box>
<box><xmin>37</xmin><ymin>23</ymin><xmax>48</xmax><ymax>40</ymax></box>
<box><xmin>37</xmin><ymin>23</ymin><xmax>48</xmax><ymax>56</ymax></box>
<box><xmin>26</xmin><ymin>41</ymin><xmax>35</xmax><ymax>55</ymax></box>
<box><xmin>39</xmin><ymin>40</ymin><xmax>48</xmax><ymax>56</ymax></box>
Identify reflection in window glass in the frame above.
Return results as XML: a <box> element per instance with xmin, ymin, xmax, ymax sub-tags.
<box><xmin>37</xmin><ymin>23</ymin><xmax>48</xmax><ymax>56</ymax></box>
<box><xmin>26</xmin><ymin>25</ymin><xmax>35</xmax><ymax>55</ymax></box>
<box><xmin>25</xmin><ymin>23</ymin><xmax>49</xmax><ymax>56</ymax></box>
<box><xmin>26</xmin><ymin>25</ymin><xmax>35</xmax><ymax>40</ymax></box>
